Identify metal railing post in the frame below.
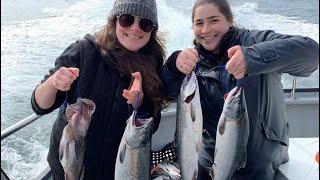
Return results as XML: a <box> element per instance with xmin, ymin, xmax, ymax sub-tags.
<box><xmin>290</xmin><ymin>77</ymin><xmax>297</xmax><ymax>100</ymax></box>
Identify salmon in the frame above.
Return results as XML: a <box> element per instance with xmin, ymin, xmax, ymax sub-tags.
<box><xmin>210</xmin><ymin>87</ymin><xmax>249</xmax><ymax>180</ymax></box>
<box><xmin>114</xmin><ymin>111</ymin><xmax>154</xmax><ymax>180</ymax></box>
<box><xmin>176</xmin><ymin>71</ymin><xmax>203</xmax><ymax>180</ymax></box>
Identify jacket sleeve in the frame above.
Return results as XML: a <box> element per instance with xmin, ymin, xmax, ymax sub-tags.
<box><xmin>160</xmin><ymin>51</ymin><xmax>186</xmax><ymax>100</ymax></box>
<box><xmin>31</xmin><ymin>40</ymin><xmax>84</xmax><ymax>115</ymax></box>
<box><xmin>241</xmin><ymin>29</ymin><xmax>319</xmax><ymax>77</ymax></box>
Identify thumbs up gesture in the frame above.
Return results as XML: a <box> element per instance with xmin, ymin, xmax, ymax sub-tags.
<box><xmin>225</xmin><ymin>45</ymin><xmax>248</xmax><ymax>79</ymax></box>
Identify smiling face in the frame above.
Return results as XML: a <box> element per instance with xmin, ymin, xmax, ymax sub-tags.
<box><xmin>116</xmin><ymin>15</ymin><xmax>151</xmax><ymax>52</ymax></box>
<box><xmin>192</xmin><ymin>3</ymin><xmax>232</xmax><ymax>54</ymax></box>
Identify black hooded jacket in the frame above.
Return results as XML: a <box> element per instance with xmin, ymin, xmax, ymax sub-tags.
<box><xmin>31</xmin><ymin>34</ymin><xmax>162</xmax><ymax>179</ymax></box>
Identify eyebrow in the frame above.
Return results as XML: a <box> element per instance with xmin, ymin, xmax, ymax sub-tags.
<box><xmin>194</xmin><ymin>16</ymin><xmax>219</xmax><ymax>22</ymax></box>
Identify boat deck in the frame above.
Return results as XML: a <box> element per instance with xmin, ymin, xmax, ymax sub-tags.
<box><xmin>276</xmin><ymin>138</ymin><xmax>319</xmax><ymax>180</ymax></box>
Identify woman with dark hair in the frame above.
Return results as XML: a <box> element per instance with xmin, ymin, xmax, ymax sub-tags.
<box><xmin>161</xmin><ymin>0</ymin><xmax>319</xmax><ymax>179</ymax></box>
<box><xmin>31</xmin><ymin>0</ymin><xmax>167</xmax><ymax>179</ymax></box>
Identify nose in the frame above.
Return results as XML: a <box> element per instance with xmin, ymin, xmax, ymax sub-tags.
<box><xmin>202</xmin><ymin>22</ymin><xmax>211</xmax><ymax>33</ymax></box>
<box><xmin>130</xmin><ymin>17</ymin><xmax>141</xmax><ymax>32</ymax></box>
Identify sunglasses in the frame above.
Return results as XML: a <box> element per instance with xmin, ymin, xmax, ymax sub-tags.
<box><xmin>117</xmin><ymin>14</ymin><xmax>156</xmax><ymax>33</ymax></box>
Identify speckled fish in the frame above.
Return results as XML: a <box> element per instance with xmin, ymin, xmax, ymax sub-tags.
<box><xmin>210</xmin><ymin>87</ymin><xmax>250</xmax><ymax>180</ymax></box>
<box><xmin>115</xmin><ymin>111</ymin><xmax>154</xmax><ymax>180</ymax></box>
<box><xmin>151</xmin><ymin>162</ymin><xmax>181</xmax><ymax>180</ymax></box>
<box><xmin>176</xmin><ymin>71</ymin><xmax>203</xmax><ymax>180</ymax></box>
<box><xmin>59</xmin><ymin>98</ymin><xmax>96</xmax><ymax>180</ymax></box>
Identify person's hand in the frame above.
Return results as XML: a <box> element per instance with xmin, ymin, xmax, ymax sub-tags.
<box><xmin>122</xmin><ymin>72</ymin><xmax>144</xmax><ymax>110</ymax></box>
<box><xmin>176</xmin><ymin>48</ymin><xmax>199</xmax><ymax>75</ymax></box>
<box><xmin>225</xmin><ymin>45</ymin><xmax>248</xmax><ymax>79</ymax></box>
<box><xmin>49</xmin><ymin>67</ymin><xmax>79</xmax><ymax>91</ymax></box>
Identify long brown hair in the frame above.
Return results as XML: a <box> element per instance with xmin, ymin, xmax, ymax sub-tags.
<box><xmin>94</xmin><ymin>16</ymin><xmax>167</xmax><ymax>114</ymax></box>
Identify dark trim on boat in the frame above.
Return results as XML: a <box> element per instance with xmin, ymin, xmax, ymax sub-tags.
<box><xmin>283</xmin><ymin>88</ymin><xmax>319</xmax><ymax>93</ymax></box>
<box><xmin>1</xmin><ymin>167</ymin><xmax>10</xmax><ymax>180</ymax></box>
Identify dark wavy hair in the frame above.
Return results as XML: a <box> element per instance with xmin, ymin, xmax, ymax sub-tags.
<box><xmin>191</xmin><ymin>0</ymin><xmax>234</xmax><ymax>23</ymax></box>
<box><xmin>94</xmin><ymin>16</ymin><xmax>168</xmax><ymax>115</ymax></box>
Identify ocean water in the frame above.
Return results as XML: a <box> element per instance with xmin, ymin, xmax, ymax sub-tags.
<box><xmin>1</xmin><ymin>0</ymin><xmax>319</xmax><ymax>179</ymax></box>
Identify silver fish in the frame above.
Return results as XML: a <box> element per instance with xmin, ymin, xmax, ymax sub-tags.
<box><xmin>151</xmin><ymin>162</ymin><xmax>181</xmax><ymax>180</ymax></box>
<box><xmin>59</xmin><ymin>98</ymin><xmax>96</xmax><ymax>180</ymax></box>
<box><xmin>210</xmin><ymin>87</ymin><xmax>250</xmax><ymax>180</ymax></box>
<box><xmin>176</xmin><ymin>71</ymin><xmax>203</xmax><ymax>180</ymax></box>
<box><xmin>115</xmin><ymin>111</ymin><xmax>154</xmax><ymax>180</ymax></box>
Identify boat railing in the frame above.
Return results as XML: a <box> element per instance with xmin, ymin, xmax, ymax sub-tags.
<box><xmin>1</xmin><ymin>113</ymin><xmax>42</xmax><ymax>140</ymax></box>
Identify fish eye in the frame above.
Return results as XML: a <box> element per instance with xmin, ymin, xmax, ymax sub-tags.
<box><xmin>234</xmin><ymin>98</ymin><xmax>240</xmax><ymax>104</ymax></box>
<box><xmin>72</xmin><ymin>108</ymin><xmax>80</xmax><ymax>114</ymax></box>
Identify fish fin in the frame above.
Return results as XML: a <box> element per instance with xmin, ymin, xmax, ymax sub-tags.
<box><xmin>185</xmin><ymin>90</ymin><xmax>195</xmax><ymax>103</ymax></box>
<box><xmin>60</xmin><ymin>141</ymin><xmax>69</xmax><ymax>167</ymax></box>
<box><xmin>75</xmin><ymin>139</ymin><xmax>85</xmax><ymax>160</ymax></box>
<box><xmin>65</xmin><ymin>142</ymin><xmax>69</xmax><ymax>164</ymax></box>
<box><xmin>239</xmin><ymin>150</ymin><xmax>247</xmax><ymax>169</ymax></box>
<box><xmin>59</xmin><ymin>135</ymin><xmax>65</xmax><ymax>161</ymax></box>
<box><xmin>191</xmin><ymin>102</ymin><xmax>196</xmax><ymax>122</ymax></box>
<box><xmin>59</xmin><ymin>145</ymin><xmax>64</xmax><ymax>162</ymax></box>
<box><xmin>192</xmin><ymin>168</ymin><xmax>198</xmax><ymax>179</ymax></box>
<box><xmin>214</xmin><ymin>148</ymin><xmax>217</xmax><ymax>162</ymax></box>
<box><xmin>195</xmin><ymin>141</ymin><xmax>201</xmax><ymax>153</ymax></box>
<box><xmin>119</xmin><ymin>143</ymin><xmax>126</xmax><ymax>164</ymax></box>
<box><xmin>78</xmin><ymin>164</ymin><xmax>85</xmax><ymax>180</ymax></box>
<box><xmin>209</xmin><ymin>166</ymin><xmax>214</xmax><ymax>179</ymax></box>
<box><xmin>218</xmin><ymin>118</ymin><xmax>226</xmax><ymax>135</ymax></box>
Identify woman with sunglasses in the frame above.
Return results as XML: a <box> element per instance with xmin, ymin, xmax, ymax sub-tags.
<box><xmin>31</xmin><ymin>0</ymin><xmax>167</xmax><ymax>179</ymax></box>
<box><xmin>161</xmin><ymin>0</ymin><xmax>319</xmax><ymax>179</ymax></box>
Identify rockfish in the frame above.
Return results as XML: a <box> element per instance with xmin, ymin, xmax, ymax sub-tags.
<box><xmin>210</xmin><ymin>87</ymin><xmax>250</xmax><ymax>180</ymax></box>
<box><xmin>115</xmin><ymin>111</ymin><xmax>154</xmax><ymax>180</ymax></box>
<box><xmin>59</xmin><ymin>98</ymin><xmax>96</xmax><ymax>180</ymax></box>
<box><xmin>176</xmin><ymin>71</ymin><xmax>203</xmax><ymax>180</ymax></box>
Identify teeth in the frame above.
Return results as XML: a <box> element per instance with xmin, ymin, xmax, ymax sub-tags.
<box><xmin>202</xmin><ymin>35</ymin><xmax>217</xmax><ymax>41</ymax></box>
<box><xmin>125</xmin><ymin>33</ymin><xmax>141</xmax><ymax>39</ymax></box>
<box><xmin>203</xmin><ymin>36</ymin><xmax>213</xmax><ymax>40</ymax></box>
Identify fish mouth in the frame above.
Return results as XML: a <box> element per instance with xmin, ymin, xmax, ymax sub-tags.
<box><xmin>134</xmin><ymin>117</ymin><xmax>153</xmax><ymax>127</ymax></box>
<box><xmin>225</xmin><ymin>86</ymin><xmax>242</xmax><ymax>100</ymax></box>
<box><xmin>182</xmin><ymin>72</ymin><xmax>197</xmax><ymax>103</ymax></box>
<box><xmin>130</xmin><ymin>111</ymin><xmax>153</xmax><ymax>129</ymax></box>
<box><xmin>125</xmin><ymin>112</ymin><xmax>154</xmax><ymax>148</ymax></box>
<box><xmin>236</xmin><ymin>87</ymin><xmax>242</xmax><ymax>93</ymax></box>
